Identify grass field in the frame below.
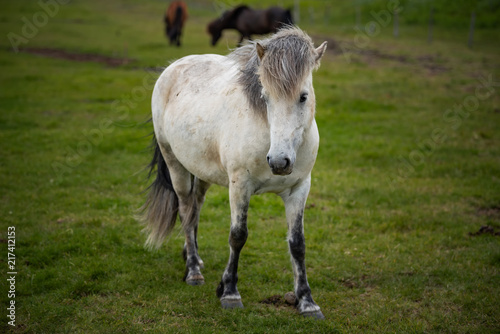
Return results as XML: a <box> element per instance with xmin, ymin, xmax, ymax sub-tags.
<box><xmin>1</xmin><ymin>0</ymin><xmax>499</xmax><ymax>333</ymax></box>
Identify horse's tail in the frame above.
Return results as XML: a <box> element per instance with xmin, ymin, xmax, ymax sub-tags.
<box><xmin>174</xmin><ymin>6</ymin><xmax>183</xmax><ymax>25</ymax></box>
<box><xmin>138</xmin><ymin>135</ymin><xmax>179</xmax><ymax>250</ymax></box>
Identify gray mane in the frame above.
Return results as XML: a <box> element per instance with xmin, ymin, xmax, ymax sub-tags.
<box><xmin>229</xmin><ymin>27</ymin><xmax>317</xmax><ymax>116</ymax></box>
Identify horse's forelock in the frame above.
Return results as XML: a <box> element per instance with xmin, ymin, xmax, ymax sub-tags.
<box><xmin>258</xmin><ymin>29</ymin><xmax>316</xmax><ymax>100</ymax></box>
<box><xmin>231</xmin><ymin>27</ymin><xmax>316</xmax><ymax>116</ymax></box>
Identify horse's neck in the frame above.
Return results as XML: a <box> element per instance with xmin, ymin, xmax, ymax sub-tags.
<box><xmin>218</xmin><ymin>17</ymin><xmax>236</xmax><ymax>30</ymax></box>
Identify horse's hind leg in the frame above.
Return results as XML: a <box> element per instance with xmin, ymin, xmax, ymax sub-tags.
<box><xmin>182</xmin><ymin>177</ymin><xmax>210</xmax><ymax>284</ymax></box>
<box><xmin>178</xmin><ymin>177</ymin><xmax>210</xmax><ymax>286</ymax></box>
<box><xmin>183</xmin><ymin>223</ymin><xmax>204</xmax><ymax>269</ymax></box>
<box><xmin>159</xmin><ymin>145</ymin><xmax>208</xmax><ymax>285</ymax></box>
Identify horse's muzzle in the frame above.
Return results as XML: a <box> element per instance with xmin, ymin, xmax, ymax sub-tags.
<box><xmin>267</xmin><ymin>154</ymin><xmax>293</xmax><ymax>176</ymax></box>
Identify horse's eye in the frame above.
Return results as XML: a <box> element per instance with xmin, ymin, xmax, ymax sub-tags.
<box><xmin>299</xmin><ymin>93</ymin><xmax>308</xmax><ymax>103</ymax></box>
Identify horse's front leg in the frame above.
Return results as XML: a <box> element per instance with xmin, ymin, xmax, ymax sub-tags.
<box><xmin>282</xmin><ymin>176</ymin><xmax>325</xmax><ymax>319</ymax></box>
<box><xmin>216</xmin><ymin>181</ymin><xmax>251</xmax><ymax>309</ymax></box>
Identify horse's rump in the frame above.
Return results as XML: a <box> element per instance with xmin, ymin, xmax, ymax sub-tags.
<box><xmin>165</xmin><ymin>1</ymin><xmax>188</xmax><ymax>26</ymax></box>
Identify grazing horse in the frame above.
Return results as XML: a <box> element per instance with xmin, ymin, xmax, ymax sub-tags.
<box><xmin>139</xmin><ymin>27</ymin><xmax>327</xmax><ymax>319</ymax></box>
<box><xmin>164</xmin><ymin>1</ymin><xmax>188</xmax><ymax>46</ymax></box>
<box><xmin>207</xmin><ymin>5</ymin><xmax>293</xmax><ymax>46</ymax></box>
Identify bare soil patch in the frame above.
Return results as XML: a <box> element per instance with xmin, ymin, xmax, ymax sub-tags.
<box><xmin>318</xmin><ymin>36</ymin><xmax>448</xmax><ymax>75</ymax></box>
<box><xmin>469</xmin><ymin>225</ymin><xmax>500</xmax><ymax>237</ymax></box>
<box><xmin>259</xmin><ymin>293</ymin><xmax>296</xmax><ymax>309</ymax></box>
<box><xmin>477</xmin><ymin>205</ymin><xmax>500</xmax><ymax>221</ymax></box>
<box><xmin>20</xmin><ymin>47</ymin><xmax>134</xmax><ymax>67</ymax></box>
<box><xmin>339</xmin><ymin>274</ymin><xmax>374</xmax><ymax>289</ymax></box>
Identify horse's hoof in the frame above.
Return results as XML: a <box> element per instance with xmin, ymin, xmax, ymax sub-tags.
<box><xmin>186</xmin><ymin>274</ymin><xmax>205</xmax><ymax>286</ymax></box>
<box><xmin>220</xmin><ymin>298</ymin><xmax>244</xmax><ymax>309</ymax></box>
<box><xmin>301</xmin><ymin>310</ymin><xmax>325</xmax><ymax>320</ymax></box>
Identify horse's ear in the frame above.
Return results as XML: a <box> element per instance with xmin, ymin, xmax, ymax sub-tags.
<box><xmin>315</xmin><ymin>41</ymin><xmax>328</xmax><ymax>65</ymax></box>
<box><xmin>256</xmin><ymin>43</ymin><xmax>266</xmax><ymax>61</ymax></box>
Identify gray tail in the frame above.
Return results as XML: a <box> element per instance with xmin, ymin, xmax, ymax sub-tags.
<box><xmin>138</xmin><ymin>136</ymin><xmax>179</xmax><ymax>250</ymax></box>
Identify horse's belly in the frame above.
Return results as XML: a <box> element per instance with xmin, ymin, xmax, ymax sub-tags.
<box><xmin>173</xmin><ymin>139</ymin><xmax>229</xmax><ymax>187</ymax></box>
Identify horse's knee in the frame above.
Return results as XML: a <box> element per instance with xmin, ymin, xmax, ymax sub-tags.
<box><xmin>229</xmin><ymin>226</ymin><xmax>247</xmax><ymax>249</ymax></box>
<box><xmin>288</xmin><ymin>233</ymin><xmax>305</xmax><ymax>261</ymax></box>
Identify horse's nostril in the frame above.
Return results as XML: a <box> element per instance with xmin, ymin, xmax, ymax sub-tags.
<box><xmin>267</xmin><ymin>154</ymin><xmax>292</xmax><ymax>175</ymax></box>
<box><xmin>283</xmin><ymin>158</ymin><xmax>290</xmax><ymax>169</ymax></box>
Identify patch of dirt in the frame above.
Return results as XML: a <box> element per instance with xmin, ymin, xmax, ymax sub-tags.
<box><xmin>477</xmin><ymin>205</ymin><xmax>500</xmax><ymax>220</ymax></box>
<box><xmin>469</xmin><ymin>225</ymin><xmax>500</xmax><ymax>237</ymax></box>
<box><xmin>340</xmin><ymin>278</ymin><xmax>357</xmax><ymax>289</ymax></box>
<box><xmin>339</xmin><ymin>274</ymin><xmax>372</xmax><ymax>289</ymax></box>
<box><xmin>364</xmin><ymin>48</ymin><xmax>408</xmax><ymax>63</ymax></box>
<box><xmin>259</xmin><ymin>293</ymin><xmax>296</xmax><ymax>308</ymax></box>
<box><xmin>260</xmin><ymin>294</ymin><xmax>286</xmax><ymax>306</ymax></box>
<box><xmin>318</xmin><ymin>36</ymin><xmax>448</xmax><ymax>75</ymax></box>
<box><xmin>416</xmin><ymin>55</ymin><xmax>449</xmax><ymax>75</ymax></box>
<box><xmin>19</xmin><ymin>47</ymin><xmax>134</xmax><ymax>67</ymax></box>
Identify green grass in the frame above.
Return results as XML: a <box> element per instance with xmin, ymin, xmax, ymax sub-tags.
<box><xmin>1</xmin><ymin>0</ymin><xmax>499</xmax><ymax>333</ymax></box>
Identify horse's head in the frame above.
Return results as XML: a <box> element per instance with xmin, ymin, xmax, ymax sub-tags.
<box><xmin>254</xmin><ymin>30</ymin><xmax>327</xmax><ymax>176</ymax></box>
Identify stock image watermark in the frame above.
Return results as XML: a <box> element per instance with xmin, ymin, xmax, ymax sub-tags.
<box><xmin>339</xmin><ymin>0</ymin><xmax>403</xmax><ymax>63</ymax></box>
<box><xmin>387</xmin><ymin>74</ymin><xmax>500</xmax><ymax>189</ymax></box>
<box><xmin>6</xmin><ymin>226</ymin><xmax>16</xmax><ymax>327</ymax></box>
<box><xmin>7</xmin><ymin>0</ymin><xmax>71</xmax><ymax>53</ymax></box>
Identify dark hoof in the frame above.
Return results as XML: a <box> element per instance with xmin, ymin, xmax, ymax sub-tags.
<box><xmin>301</xmin><ymin>310</ymin><xmax>325</xmax><ymax>320</ymax></box>
<box><xmin>220</xmin><ymin>298</ymin><xmax>244</xmax><ymax>309</ymax></box>
<box><xmin>186</xmin><ymin>274</ymin><xmax>205</xmax><ymax>286</ymax></box>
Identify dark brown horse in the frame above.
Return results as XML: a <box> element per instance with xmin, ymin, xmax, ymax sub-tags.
<box><xmin>207</xmin><ymin>5</ymin><xmax>293</xmax><ymax>46</ymax></box>
<box><xmin>165</xmin><ymin>1</ymin><xmax>188</xmax><ymax>46</ymax></box>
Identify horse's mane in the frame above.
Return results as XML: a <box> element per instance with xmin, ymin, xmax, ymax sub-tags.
<box><xmin>229</xmin><ymin>26</ymin><xmax>317</xmax><ymax>116</ymax></box>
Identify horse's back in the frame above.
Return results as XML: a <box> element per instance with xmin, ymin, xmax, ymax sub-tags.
<box><xmin>154</xmin><ymin>54</ymin><xmax>233</xmax><ymax>104</ymax></box>
<box><xmin>237</xmin><ymin>7</ymin><xmax>292</xmax><ymax>35</ymax></box>
<box><xmin>153</xmin><ymin>54</ymin><xmax>233</xmax><ymax>120</ymax></box>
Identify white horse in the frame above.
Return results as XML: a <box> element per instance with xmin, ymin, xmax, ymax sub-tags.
<box><xmin>139</xmin><ymin>27</ymin><xmax>327</xmax><ymax>319</ymax></box>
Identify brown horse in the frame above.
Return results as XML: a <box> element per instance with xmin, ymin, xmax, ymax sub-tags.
<box><xmin>165</xmin><ymin>1</ymin><xmax>188</xmax><ymax>46</ymax></box>
<box><xmin>207</xmin><ymin>5</ymin><xmax>293</xmax><ymax>46</ymax></box>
